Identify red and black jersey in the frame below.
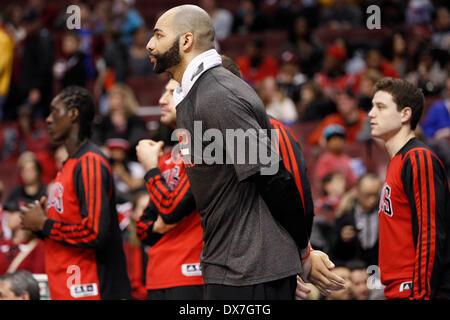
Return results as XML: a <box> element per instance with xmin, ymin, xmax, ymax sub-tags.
<box><xmin>268</xmin><ymin>117</ymin><xmax>315</xmax><ymax>237</ymax></box>
<box><xmin>379</xmin><ymin>138</ymin><xmax>450</xmax><ymax>300</ymax></box>
<box><xmin>136</xmin><ymin>151</ymin><xmax>204</xmax><ymax>290</ymax></box>
<box><xmin>42</xmin><ymin>141</ymin><xmax>131</xmax><ymax>300</ymax></box>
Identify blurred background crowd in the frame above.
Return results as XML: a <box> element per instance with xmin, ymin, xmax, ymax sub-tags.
<box><xmin>0</xmin><ymin>0</ymin><xmax>448</xmax><ymax>300</ymax></box>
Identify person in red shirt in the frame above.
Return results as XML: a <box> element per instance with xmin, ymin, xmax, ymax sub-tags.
<box><xmin>315</xmin><ymin>45</ymin><xmax>355</xmax><ymax>98</ymax></box>
<box><xmin>370</xmin><ymin>77</ymin><xmax>449</xmax><ymax>300</ymax></box>
<box><xmin>308</xmin><ymin>89</ymin><xmax>366</xmax><ymax>146</ymax></box>
<box><xmin>19</xmin><ymin>86</ymin><xmax>131</xmax><ymax>300</ymax></box>
<box><xmin>0</xmin><ymin>201</ymin><xmax>44</xmax><ymax>275</ymax></box>
<box><xmin>314</xmin><ymin>124</ymin><xmax>358</xmax><ymax>189</ymax></box>
<box><xmin>236</xmin><ymin>37</ymin><xmax>279</xmax><ymax>85</ymax></box>
<box><xmin>352</xmin><ymin>48</ymin><xmax>399</xmax><ymax>95</ymax></box>
<box><xmin>135</xmin><ymin>79</ymin><xmax>204</xmax><ymax>300</ymax></box>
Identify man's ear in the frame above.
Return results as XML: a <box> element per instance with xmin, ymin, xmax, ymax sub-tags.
<box><xmin>400</xmin><ymin>106</ymin><xmax>412</xmax><ymax>125</ymax></box>
<box><xmin>68</xmin><ymin>108</ymin><xmax>79</xmax><ymax>123</ymax></box>
<box><xmin>180</xmin><ymin>32</ymin><xmax>194</xmax><ymax>53</ymax></box>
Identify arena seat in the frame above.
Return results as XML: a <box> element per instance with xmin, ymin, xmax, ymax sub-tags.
<box><xmin>126</xmin><ymin>74</ymin><xmax>169</xmax><ymax>106</ymax></box>
<box><xmin>312</xmin><ymin>26</ymin><xmax>391</xmax><ymax>49</ymax></box>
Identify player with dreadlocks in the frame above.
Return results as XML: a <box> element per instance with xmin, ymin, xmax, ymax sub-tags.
<box><xmin>20</xmin><ymin>86</ymin><xmax>131</xmax><ymax>300</ymax></box>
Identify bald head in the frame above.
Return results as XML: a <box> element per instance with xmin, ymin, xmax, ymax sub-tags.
<box><xmin>161</xmin><ymin>5</ymin><xmax>215</xmax><ymax>52</ymax></box>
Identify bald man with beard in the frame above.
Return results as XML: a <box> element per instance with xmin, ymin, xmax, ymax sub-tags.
<box><xmin>146</xmin><ymin>5</ymin><xmax>345</xmax><ymax>300</ymax></box>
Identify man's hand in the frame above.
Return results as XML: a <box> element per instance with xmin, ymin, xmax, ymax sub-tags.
<box><xmin>136</xmin><ymin>139</ymin><xmax>164</xmax><ymax>171</ymax></box>
<box><xmin>152</xmin><ymin>215</ymin><xmax>179</xmax><ymax>234</ymax></box>
<box><xmin>300</xmin><ymin>250</ymin><xmax>346</xmax><ymax>297</ymax></box>
<box><xmin>295</xmin><ymin>276</ymin><xmax>311</xmax><ymax>300</ymax></box>
<box><xmin>20</xmin><ymin>196</ymin><xmax>48</xmax><ymax>232</ymax></box>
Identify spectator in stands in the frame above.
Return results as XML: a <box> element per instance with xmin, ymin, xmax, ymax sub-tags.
<box><xmin>53</xmin><ymin>145</ymin><xmax>68</xmax><ymax>172</ymax></box>
<box><xmin>347</xmin><ymin>260</ymin><xmax>370</xmax><ymax>300</ymax></box>
<box><xmin>236</xmin><ymin>37</ymin><xmax>279</xmax><ymax>85</ymax></box>
<box><xmin>74</xmin><ymin>3</ymin><xmax>97</xmax><ymax>81</ymax></box>
<box><xmin>299</xmin><ymin>81</ymin><xmax>337</xmax><ymax>122</ymax></box>
<box><xmin>122</xmin><ymin>189</ymin><xmax>148</xmax><ymax>300</ymax></box>
<box><xmin>5</xmin><ymin>152</ymin><xmax>47</xmax><ymax>210</ymax></box>
<box><xmin>17</xmin><ymin>9</ymin><xmax>53</xmax><ymax>119</ymax></box>
<box><xmin>0</xmin><ymin>4</ymin><xmax>26</xmax><ymax>120</ymax></box>
<box><xmin>201</xmin><ymin>0</ymin><xmax>233</xmax><ymax>41</ymax></box>
<box><xmin>316</xmin><ymin>172</ymin><xmax>347</xmax><ymax>226</ymax></box>
<box><xmin>53</xmin><ymin>31</ymin><xmax>88</xmax><ymax>89</ymax></box>
<box><xmin>105</xmin><ymin>136</ymin><xmax>145</xmax><ymax>203</ymax></box>
<box><xmin>421</xmin><ymin>77</ymin><xmax>450</xmax><ymax>140</ymax></box>
<box><xmin>384</xmin><ymin>31</ymin><xmax>408</xmax><ymax>77</ymax></box>
<box><xmin>128</xmin><ymin>26</ymin><xmax>154</xmax><ymax>77</ymax></box>
<box><xmin>92</xmin><ymin>1</ymin><xmax>114</xmax><ymax>35</ymax></box>
<box><xmin>0</xmin><ymin>13</ymin><xmax>15</xmax><ymax>121</ymax></box>
<box><xmin>92</xmin><ymin>83</ymin><xmax>148</xmax><ymax>160</ymax></box>
<box><xmin>0</xmin><ymin>200</ymin><xmax>45</xmax><ymax>275</ymax></box>
<box><xmin>102</xmin><ymin>27</ymin><xmax>130</xmax><ymax>84</ymax></box>
<box><xmin>0</xmin><ymin>270</ymin><xmax>40</xmax><ymax>300</ymax></box>
<box><xmin>406</xmin><ymin>0</ymin><xmax>434</xmax><ymax>26</ymax></box>
<box><xmin>353</xmin><ymin>48</ymin><xmax>399</xmax><ymax>95</ymax></box>
<box><xmin>357</xmin><ymin>69</ymin><xmax>382</xmax><ymax>112</ymax></box>
<box><xmin>258</xmin><ymin>76</ymin><xmax>298</xmax><ymax>126</ymax></box>
<box><xmin>314</xmin><ymin>124</ymin><xmax>358</xmax><ymax>189</ymax></box>
<box><xmin>273</xmin><ymin>0</ymin><xmax>320</xmax><ymax>31</ymax></box>
<box><xmin>315</xmin><ymin>45</ymin><xmax>354</xmax><ymax>98</ymax></box>
<box><xmin>232</xmin><ymin>0</ymin><xmax>265</xmax><ymax>34</ymax></box>
<box><xmin>277</xmin><ymin>50</ymin><xmax>307</xmax><ymax>104</ymax></box>
<box><xmin>331</xmin><ymin>173</ymin><xmax>382</xmax><ymax>267</ymax></box>
<box><xmin>405</xmin><ymin>49</ymin><xmax>448</xmax><ymax>96</ymax></box>
<box><xmin>308</xmin><ymin>89</ymin><xmax>366</xmax><ymax>146</ymax></box>
<box><xmin>288</xmin><ymin>15</ymin><xmax>323</xmax><ymax>78</ymax></box>
<box><xmin>1</xmin><ymin>4</ymin><xmax>25</xmax><ymax>43</ymax></box>
<box><xmin>310</xmin><ymin>172</ymin><xmax>347</xmax><ymax>254</ymax></box>
<box><xmin>112</xmin><ymin>0</ymin><xmax>144</xmax><ymax>46</ymax></box>
<box><xmin>319</xmin><ymin>0</ymin><xmax>362</xmax><ymax>29</ymax></box>
<box><xmin>365</xmin><ymin>48</ymin><xmax>399</xmax><ymax>79</ymax></box>
<box><xmin>0</xmin><ymin>104</ymin><xmax>56</xmax><ymax>183</ymax></box>
<box><xmin>376</xmin><ymin>0</ymin><xmax>406</xmax><ymax>27</ymax></box>
<box><xmin>431</xmin><ymin>6</ymin><xmax>450</xmax><ymax>54</ymax></box>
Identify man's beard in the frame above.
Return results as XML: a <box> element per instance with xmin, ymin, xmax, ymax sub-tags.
<box><xmin>150</xmin><ymin>38</ymin><xmax>181</xmax><ymax>74</ymax></box>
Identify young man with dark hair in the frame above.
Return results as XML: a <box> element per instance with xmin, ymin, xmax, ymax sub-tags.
<box><xmin>369</xmin><ymin>77</ymin><xmax>450</xmax><ymax>300</ymax></box>
<box><xmin>20</xmin><ymin>86</ymin><xmax>131</xmax><ymax>300</ymax></box>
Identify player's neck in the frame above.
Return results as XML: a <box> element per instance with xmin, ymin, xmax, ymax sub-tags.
<box><xmin>65</xmin><ymin>133</ymin><xmax>88</xmax><ymax>157</ymax></box>
<box><xmin>384</xmin><ymin>126</ymin><xmax>416</xmax><ymax>159</ymax></box>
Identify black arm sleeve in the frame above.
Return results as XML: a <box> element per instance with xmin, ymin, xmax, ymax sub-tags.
<box><xmin>248</xmin><ymin>159</ymin><xmax>310</xmax><ymax>253</ymax></box>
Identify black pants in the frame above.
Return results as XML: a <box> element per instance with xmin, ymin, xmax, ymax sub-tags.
<box><xmin>203</xmin><ymin>276</ymin><xmax>297</xmax><ymax>300</ymax></box>
<box><xmin>147</xmin><ymin>285</ymin><xmax>204</xmax><ymax>300</ymax></box>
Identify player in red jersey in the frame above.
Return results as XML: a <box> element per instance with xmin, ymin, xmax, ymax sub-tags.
<box><xmin>369</xmin><ymin>78</ymin><xmax>449</xmax><ymax>300</ymax></box>
<box><xmin>20</xmin><ymin>86</ymin><xmax>131</xmax><ymax>300</ymax></box>
<box><xmin>135</xmin><ymin>79</ymin><xmax>204</xmax><ymax>299</ymax></box>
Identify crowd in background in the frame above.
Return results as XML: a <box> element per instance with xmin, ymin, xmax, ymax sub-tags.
<box><xmin>0</xmin><ymin>0</ymin><xmax>449</xmax><ymax>300</ymax></box>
